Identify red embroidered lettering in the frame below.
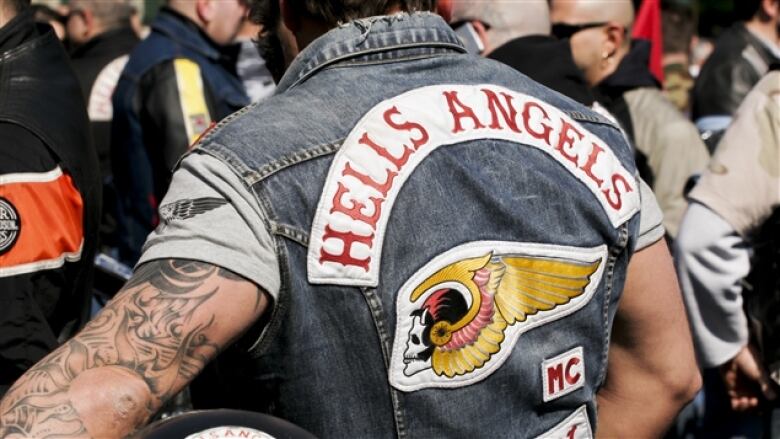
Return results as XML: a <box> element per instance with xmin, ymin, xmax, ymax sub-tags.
<box><xmin>331</xmin><ymin>183</ymin><xmax>384</xmax><ymax>229</ymax></box>
<box><xmin>602</xmin><ymin>174</ymin><xmax>634</xmax><ymax>210</ymax></box>
<box><xmin>239</xmin><ymin>431</ymin><xmax>251</xmax><ymax>438</ymax></box>
<box><xmin>565</xmin><ymin>357</ymin><xmax>582</xmax><ymax>385</ymax></box>
<box><xmin>342</xmin><ymin>162</ymin><xmax>397</xmax><ymax>198</ymax></box>
<box><xmin>547</xmin><ymin>363</ymin><xmax>564</xmax><ymax>395</ymax></box>
<box><xmin>319</xmin><ymin>225</ymin><xmax>373</xmax><ymax>271</ymax></box>
<box><xmin>443</xmin><ymin>90</ymin><xmax>485</xmax><ymax>133</ymax></box>
<box><xmin>359</xmin><ymin>132</ymin><xmax>413</xmax><ymax>171</ymax></box>
<box><xmin>567</xmin><ymin>425</ymin><xmax>578</xmax><ymax>439</ymax></box>
<box><xmin>581</xmin><ymin>143</ymin><xmax>605</xmax><ymax>186</ymax></box>
<box><xmin>522</xmin><ymin>101</ymin><xmax>553</xmax><ymax>144</ymax></box>
<box><xmin>482</xmin><ymin>89</ymin><xmax>521</xmax><ymax>133</ymax></box>
<box><xmin>555</xmin><ymin>120</ymin><xmax>583</xmax><ymax>166</ymax></box>
<box><xmin>383</xmin><ymin>106</ymin><xmax>430</xmax><ymax>150</ymax></box>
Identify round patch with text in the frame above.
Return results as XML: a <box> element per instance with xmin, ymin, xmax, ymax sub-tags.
<box><xmin>0</xmin><ymin>197</ymin><xmax>20</xmax><ymax>255</ymax></box>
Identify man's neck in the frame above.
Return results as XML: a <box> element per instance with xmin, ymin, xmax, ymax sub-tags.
<box><xmin>0</xmin><ymin>6</ymin><xmax>15</xmax><ymax>29</ymax></box>
<box><xmin>745</xmin><ymin>18</ymin><xmax>780</xmax><ymax>48</ymax></box>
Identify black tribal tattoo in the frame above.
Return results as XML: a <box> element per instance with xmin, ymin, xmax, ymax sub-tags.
<box><xmin>0</xmin><ymin>260</ymin><xmax>263</xmax><ymax>439</ymax></box>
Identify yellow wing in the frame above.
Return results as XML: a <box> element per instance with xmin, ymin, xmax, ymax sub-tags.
<box><xmin>493</xmin><ymin>256</ymin><xmax>601</xmax><ymax>325</ymax></box>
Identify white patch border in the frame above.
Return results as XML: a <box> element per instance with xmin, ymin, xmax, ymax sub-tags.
<box><xmin>541</xmin><ymin>346</ymin><xmax>586</xmax><ymax>403</ymax></box>
<box><xmin>307</xmin><ymin>84</ymin><xmax>638</xmax><ymax>287</ymax></box>
<box><xmin>533</xmin><ymin>405</ymin><xmax>593</xmax><ymax>439</ymax></box>
<box><xmin>388</xmin><ymin>241</ymin><xmax>607</xmax><ymax>392</ymax></box>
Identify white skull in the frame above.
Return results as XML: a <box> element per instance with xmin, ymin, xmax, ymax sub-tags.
<box><xmin>403</xmin><ymin>312</ymin><xmax>432</xmax><ymax>376</ymax></box>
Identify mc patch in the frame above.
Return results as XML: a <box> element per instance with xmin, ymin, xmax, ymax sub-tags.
<box><xmin>389</xmin><ymin>241</ymin><xmax>606</xmax><ymax>392</ymax></box>
<box><xmin>0</xmin><ymin>197</ymin><xmax>20</xmax><ymax>255</ymax></box>
<box><xmin>542</xmin><ymin>347</ymin><xmax>585</xmax><ymax>402</ymax></box>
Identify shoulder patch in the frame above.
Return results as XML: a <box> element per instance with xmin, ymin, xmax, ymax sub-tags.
<box><xmin>0</xmin><ymin>197</ymin><xmax>20</xmax><ymax>255</ymax></box>
<box><xmin>88</xmin><ymin>55</ymin><xmax>130</xmax><ymax>122</ymax></box>
<box><xmin>159</xmin><ymin>197</ymin><xmax>228</xmax><ymax>225</ymax></box>
<box><xmin>307</xmin><ymin>84</ymin><xmax>639</xmax><ymax>287</ymax></box>
<box><xmin>388</xmin><ymin>241</ymin><xmax>607</xmax><ymax>392</ymax></box>
<box><xmin>174</xmin><ymin>58</ymin><xmax>213</xmax><ymax>144</ymax></box>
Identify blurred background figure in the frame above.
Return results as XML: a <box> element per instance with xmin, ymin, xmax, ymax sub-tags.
<box><xmin>29</xmin><ymin>2</ymin><xmax>64</xmax><ymax>38</ymax></box>
<box><xmin>110</xmin><ymin>0</ymin><xmax>250</xmax><ymax>267</ymax></box>
<box><xmin>0</xmin><ymin>0</ymin><xmax>100</xmax><ymax>396</ymax></box>
<box><xmin>234</xmin><ymin>16</ymin><xmax>275</xmax><ymax>103</ymax></box>
<box><xmin>551</xmin><ymin>0</ymin><xmax>709</xmax><ymax>240</ymax></box>
<box><xmin>451</xmin><ymin>0</ymin><xmax>597</xmax><ymax>107</ymax></box>
<box><xmin>676</xmin><ymin>68</ymin><xmax>780</xmax><ymax>438</ymax></box>
<box><xmin>692</xmin><ymin>0</ymin><xmax>780</xmax><ymax>150</ymax></box>
<box><xmin>661</xmin><ymin>0</ymin><xmax>697</xmax><ymax>114</ymax></box>
<box><xmin>67</xmin><ymin>0</ymin><xmax>140</xmax><ymax>270</ymax></box>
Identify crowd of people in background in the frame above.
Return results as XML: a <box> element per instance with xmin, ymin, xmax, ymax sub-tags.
<box><xmin>0</xmin><ymin>0</ymin><xmax>778</xmax><ymax>437</ymax></box>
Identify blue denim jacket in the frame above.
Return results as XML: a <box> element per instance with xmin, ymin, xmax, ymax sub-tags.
<box><xmin>196</xmin><ymin>13</ymin><xmax>640</xmax><ymax>438</ymax></box>
<box><xmin>111</xmin><ymin>7</ymin><xmax>249</xmax><ymax>264</ymax></box>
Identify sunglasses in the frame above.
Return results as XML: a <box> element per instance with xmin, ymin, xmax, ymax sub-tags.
<box><xmin>551</xmin><ymin>21</ymin><xmax>610</xmax><ymax>40</ymax></box>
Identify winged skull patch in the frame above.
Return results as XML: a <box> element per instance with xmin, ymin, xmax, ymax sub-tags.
<box><xmin>159</xmin><ymin>197</ymin><xmax>228</xmax><ymax>225</ymax></box>
<box><xmin>389</xmin><ymin>241</ymin><xmax>607</xmax><ymax>392</ymax></box>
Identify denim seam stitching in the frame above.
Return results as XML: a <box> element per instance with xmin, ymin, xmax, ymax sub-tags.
<box><xmin>247</xmin><ymin>141</ymin><xmax>343</xmax><ymax>185</ymax></box>
<box><xmin>288</xmin><ymin>42</ymin><xmax>465</xmax><ymax>90</ymax></box>
<box><xmin>597</xmin><ymin>224</ymin><xmax>628</xmax><ymax>385</ymax></box>
<box><xmin>360</xmin><ymin>287</ymin><xmax>408</xmax><ymax>438</ymax></box>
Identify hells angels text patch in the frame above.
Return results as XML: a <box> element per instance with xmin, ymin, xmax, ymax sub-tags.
<box><xmin>307</xmin><ymin>84</ymin><xmax>638</xmax><ymax>287</ymax></box>
<box><xmin>389</xmin><ymin>241</ymin><xmax>606</xmax><ymax>392</ymax></box>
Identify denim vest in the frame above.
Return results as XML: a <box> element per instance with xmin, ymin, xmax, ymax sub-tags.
<box><xmin>196</xmin><ymin>13</ymin><xmax>640</xmax><ymax>438</ymax></box>
<box><xmin>111</xmin><ymin>7</ymin><xmax>249</xmax><ymax>263</ymax></box>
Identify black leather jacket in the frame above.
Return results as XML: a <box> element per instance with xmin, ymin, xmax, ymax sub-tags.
<box><xmin>0</xmin><ymin>12</ymin><xmax>101</xmax><ymax>394</ymax></box>
<box><xmin>692</xmin><ymin>23</ymin><xmax>780</xmax><ymax>120</ymax></box>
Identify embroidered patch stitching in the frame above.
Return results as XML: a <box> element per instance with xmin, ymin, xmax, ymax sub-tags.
<box><xmin>541</xmin><ymin>347</ymin><xmax>585</xmax><ymax>402</ymax></box>
<box><xmin>0</xmin><ymin>196</ymin><xmax>21</xmax><ymax>255</ymax></box>
<box><xmin>159</xmin><ymin>197</ymin><xmax>228</xmax><ymax>225</ymax></box>
<box><xmin>388</xmin><ymin>241</ymin><xmax>607</xmax><ymax>392</ymax></box>
<box><xmin>307</xmin><ymin>84</ymin><xmax>639</xmax><ymax>287</ymax></box>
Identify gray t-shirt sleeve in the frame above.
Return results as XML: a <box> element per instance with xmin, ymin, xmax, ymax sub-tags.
<box><xmin>674</xmin><ymin>202</ymin><xmax>751</xmax><ymax>367</ymax></box>
<box><xmin>636</xmin><ymin>178</ymin><xmax>666</xmax><ymax>251</ymax></box>
<box><xmin>138</xmin><ymin>153</ymin><xmax>281</xmax><ymax>299</ymax></box>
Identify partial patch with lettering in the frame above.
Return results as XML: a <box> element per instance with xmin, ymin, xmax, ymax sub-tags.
<box><xmin>542</xmin><ymin>347</ymin><xmax>585</xmax><ymax>402</ymax></box>
<box><xmin>184</xmin><ymin>426</ymin><xmax>276</xmax><ymax>439</ymax></box>
<box><xmin>389</xmin><ymin>241</ymin><xmax>606</xmax><ymax>392</ymax></box>
<box><xmin>88</xmin><ymin>55</ymin><xmax>129</xmax><ymax>122</ymax></box>
<box><xmin>534</xmin><ymin>406</ymin><xmax>593</xmax><ymax>439</ymax></box>
<box><xmin>0</xmin><ymin>197</ymin><xmax>20</xmax><ymax>255</ymax></box>
<box><xmin>308</xmin><ymin>84</ymin><xmax>638</xmax><ymax>287</ymax></box>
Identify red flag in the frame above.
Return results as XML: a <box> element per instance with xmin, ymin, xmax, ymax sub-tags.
<box><xmin>632</xmin><ymin>0</ymin><xmax>664</xmax><ymax>84</ymax></box>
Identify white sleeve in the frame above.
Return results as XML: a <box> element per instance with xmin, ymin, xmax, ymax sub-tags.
<box><xmin>138</xmin><ymin>153</ymin><xmax>281</xmax><ymax>300</ymax></box>
<box><xmin>674</xmin><ymin>202</ymin><xmax>751</xmax><ymax>368</ymax></box>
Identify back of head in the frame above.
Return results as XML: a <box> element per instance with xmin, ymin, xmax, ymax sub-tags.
<box><xmin>451</xmin><ymin>0</ymin><xmax>550</xmax><ymax>53</ymax></box>
<box><xmin>69</xmin><ymin>0</ymin><xmax>133</xmax><ymax>30</ymax></box>
<box><xmin>549</xmin><ymin>0</ymin><xmax>635</xmax><ymax>86</ymax></box>
<box><xmin>286</xmin><ymin>0</ymin><xmax>437</xmax><ymax>28</ymax></box>
<box><xmin>736</xmin><ymin>0</ymin><xmax>763</xmax><ymax>22</ymax></box>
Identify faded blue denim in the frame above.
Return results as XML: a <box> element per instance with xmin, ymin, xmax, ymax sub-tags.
<box><xmin>194</xmin><ymin>12</ymin><xmax>640</xmax><ymax>438</ymax></box>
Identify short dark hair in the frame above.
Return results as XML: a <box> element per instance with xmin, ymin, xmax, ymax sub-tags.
<box><xmin>735</xmin><ymin>0</ymin><xmax>763</xmax><ymax>21</ymax></box>
<box><xmin>6</xmin><ymin>0</ymin><xmax>31</xmax><ymax>13</ymax></box>
<box><xmin>286</xmin><ymin>0</ymin><xmax>437</xmax><ymax>28</ymax></box>
<box><xmin>249</xmin><ymin>0</ymin><xmax>287</xmax><ymax>82</ymax></box>
<box><xmin>661</xmin><ymin>7</ymin><xmax>695</xmax><ymax>54</ymax></box>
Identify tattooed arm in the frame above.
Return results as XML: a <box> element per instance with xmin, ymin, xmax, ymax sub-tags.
<box><xmin>0</xmin><ymin>259</ymin><xmax>268</xmax><ymax>439</ymax></box>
